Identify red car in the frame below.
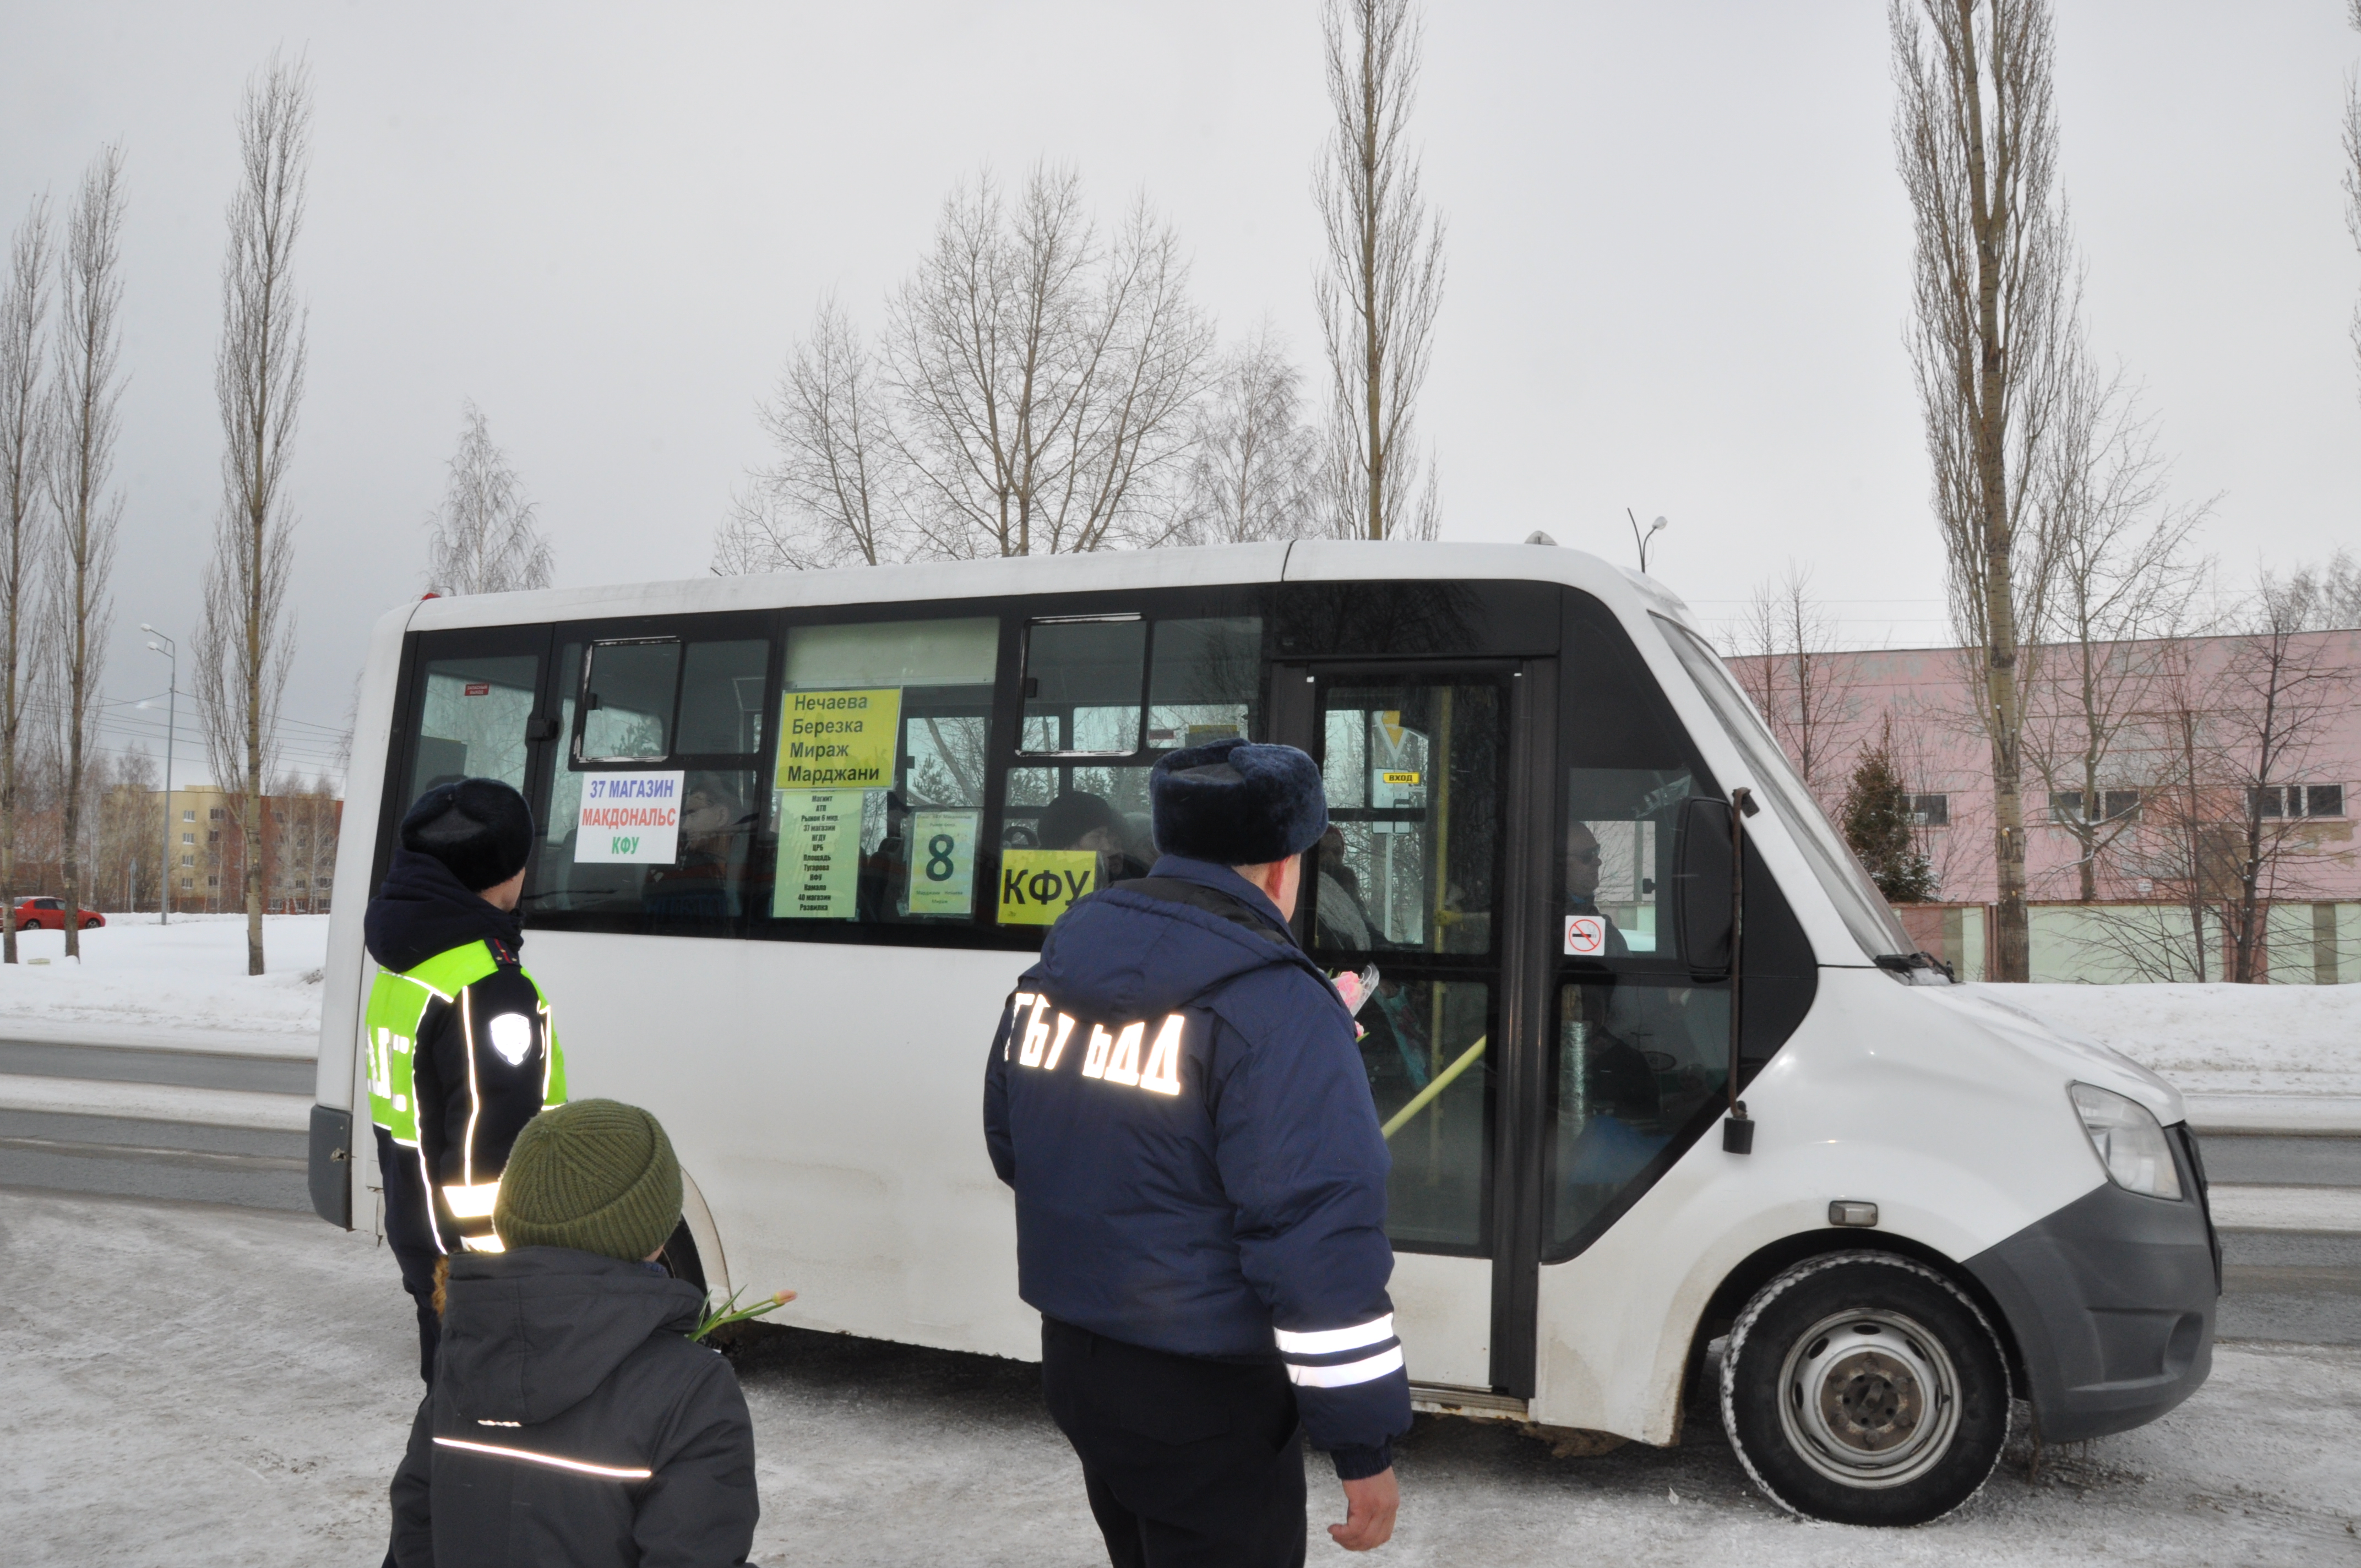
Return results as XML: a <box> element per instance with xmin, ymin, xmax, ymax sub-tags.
<box><xmin>13</xmin><ymin>897</ymin><xmax>103</xmax><ymax>930</ymax></box>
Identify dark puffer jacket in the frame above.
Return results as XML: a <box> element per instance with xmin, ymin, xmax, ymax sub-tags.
<box><xmin>390</xmin><ymin>1248</ymin><xmax>759</xmax><ymax>1567</ymax></box>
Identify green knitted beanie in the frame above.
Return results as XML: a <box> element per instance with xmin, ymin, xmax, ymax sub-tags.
<box><xmin>494</xmin><ymin>1099</ymin><xmax>682</xmax><ymax>1263</ymax></box>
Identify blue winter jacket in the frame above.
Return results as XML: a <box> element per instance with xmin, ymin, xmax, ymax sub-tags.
<box><xmin>983</xmin><ymin>854</ymin><xmax>1413</xmax><ymax>1478</ymax></box>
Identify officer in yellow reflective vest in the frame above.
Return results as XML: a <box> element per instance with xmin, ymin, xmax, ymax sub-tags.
<box><xmin>364</xmin><ymin>778</ymin><xmax>564</xmax><ymax>1382</ymax></box>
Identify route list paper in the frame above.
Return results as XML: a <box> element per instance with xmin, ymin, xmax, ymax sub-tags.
<box><xmin>575</xmin><ymin>772</ymin><xmax>685</xmax><ymax>863</ymax></box>
<box><xmin>776</xmin><ymin>789</ymin><xmax>863</xmax><ymax>918</ymax></box>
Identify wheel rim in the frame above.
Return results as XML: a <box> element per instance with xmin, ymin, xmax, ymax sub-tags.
<box><xmin>1774</xmin><ymin>1306</ymin><xmax>1961</xmax><ymax>1490</ymax></box>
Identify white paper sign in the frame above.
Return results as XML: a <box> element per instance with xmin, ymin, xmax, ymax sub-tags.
<box><xmin>575</xmin><ymin>772</ymin><xmax>685</xmax><ymax>863</ymax></box>
<box><xmin>1564</xmin><ymin>914</ymin><xmax>1607</xmax><ymax>957</ymax></box>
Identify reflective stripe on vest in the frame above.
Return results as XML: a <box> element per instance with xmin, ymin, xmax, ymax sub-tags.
<box><xmin>363</xmin><ymin>940</ymin><xmax>566</xmax><ymax>1145</ymax></box>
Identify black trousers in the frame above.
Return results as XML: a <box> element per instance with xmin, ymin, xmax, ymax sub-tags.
<box><xmin>391</xmin><ymin>1245</ymin><xmax>442</xmax><ymax>1385</ymax></box>
<box><xmin>1041</xmin><ymin>1317</ymin><xmax>1307</xmax><ymax>1568</ymax></box>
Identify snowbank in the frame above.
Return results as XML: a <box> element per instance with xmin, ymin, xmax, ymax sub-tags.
<box><xmin>0</xmin><ymin>914</ymin><xmax>327</xmax><ymax>1052</ymax></box>
<box><xmin>1968</xmin><ymin>981</ymin><xmax>2361</xmax><ymax>1097</ymax></box>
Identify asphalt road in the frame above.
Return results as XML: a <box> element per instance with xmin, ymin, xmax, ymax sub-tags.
<box><xmin>0</xmin><ymin>1038</ymin><xmax>314</xmax><ymax>1095</ymax></box>
<box><xmin>1</xmin><ymin>1037</ymin><xmax>2354</xmax><ymax>1344</ymax></box>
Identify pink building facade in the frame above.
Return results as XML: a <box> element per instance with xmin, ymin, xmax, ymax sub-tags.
<box><xmin>1725</xmin><ymin>628</ymin><xmax>2361</xmax><ymax>983</ymax></box>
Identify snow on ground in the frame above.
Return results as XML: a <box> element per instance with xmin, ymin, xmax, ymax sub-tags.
<box><xmin>1967</xmin><ymin>981</ymin><xmax>2361</xmax><ymax>1097</ymax></box>
<box><xmin>4</xmin><ymin>1190</ymin><xmax>2356</xmax><ymax>1567</ymax></box>
<box><xmin>0</xmin><ymin>914</ymin><xmax>327</xmax><ymax>1052</ymax></box>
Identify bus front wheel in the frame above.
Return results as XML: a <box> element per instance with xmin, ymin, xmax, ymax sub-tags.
<box><xmin>1720</xmin><ymin>1250</ymin><xmax>2009</xmax><ymax>1526</ymax></box>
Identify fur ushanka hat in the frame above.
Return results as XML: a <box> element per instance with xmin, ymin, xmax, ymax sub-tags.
<box><xmin>1149</xmin><ymin>737</ymin><xmax>1329</xmax><ymax>867</ymax></box>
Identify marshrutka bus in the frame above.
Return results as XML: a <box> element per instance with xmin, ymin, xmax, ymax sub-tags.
<box><xmin>309</xmin><ymin>541</ymin><xmax>2218</xmax><ymax>1526</ymax></box>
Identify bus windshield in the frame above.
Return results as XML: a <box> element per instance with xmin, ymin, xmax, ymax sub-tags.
<box><xmin>1651</xmin><ymin>613</ymin><xmax>1914</xmax><ymax>965</ymax></box>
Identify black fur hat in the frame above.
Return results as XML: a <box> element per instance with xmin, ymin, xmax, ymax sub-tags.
<box><xmin>400</xmin><ymin>777</ymin><xmax>535</xmax><ymax>893</ymax></box>
<box><xmin>1150</xmin><ymin>737</ymin><xmax>1328</xmax><ymax>866</ymax></box>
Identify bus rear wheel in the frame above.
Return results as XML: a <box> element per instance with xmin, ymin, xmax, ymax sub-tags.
<box><xmin>1721</xmin><ymin>1250</ymin><xmax>2009</xmax><ymax>1526</ymax></box>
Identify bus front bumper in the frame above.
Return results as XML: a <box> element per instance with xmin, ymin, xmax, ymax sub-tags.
<box><xmin>1964</xmin><ymin>1143</ymin><xmax>2218</xmax><ymax>1445</ymax></box>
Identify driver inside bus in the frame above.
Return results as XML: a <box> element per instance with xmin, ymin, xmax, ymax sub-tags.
<box><xmin>1038</xmin><ymin>790</ymin><xmax>1149</xmax><ymax>887</ymax></box>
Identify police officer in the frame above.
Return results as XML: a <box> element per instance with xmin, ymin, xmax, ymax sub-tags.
<box><xmin>363</xmin><ymin>778</ymin><xmax>565</xmax><ymax>1384</ymax></box>
<box><xmin>985</xmin><ymin>737</ymin><xmax>1411</xmax><ymax>1566</ymax></box>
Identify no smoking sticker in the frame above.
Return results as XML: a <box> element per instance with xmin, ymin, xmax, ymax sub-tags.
<box><xmin>1564</xmin><ymin>914</ymin><xmax>1606</xmax><ymax>956</ymax></box>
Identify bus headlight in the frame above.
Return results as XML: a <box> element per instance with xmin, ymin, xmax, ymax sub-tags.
<box><xmin>2068</xmin><ymin>1083</ymin><xmax>2184</xmax><ymax>1201</ymax></box>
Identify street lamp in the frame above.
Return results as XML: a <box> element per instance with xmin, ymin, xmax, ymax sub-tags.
<box><xmin>1626</xmin><ymin>509</ymin><xmax>1668</xmax><ymax>575</ymax></box>
<box><xmin>141</xmin><ymin>625</ymin><xmax>176</xmax><ymax>925</ymax></box>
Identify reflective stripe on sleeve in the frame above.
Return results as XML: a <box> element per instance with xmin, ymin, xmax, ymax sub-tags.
<box><xmin>1274</xmin><ymin>1314</ymin><xmax>1395</xmax><ymax>1358</ymax></box>
<box><xmin>1285</xmin><ymin>1345</ymin><xmax>1406</xmax><ymax>1389</ymax></box>
<box><xmin>460</xmin><ymin>1232</ymin><xmax>507</xmax><ymax>1253</ymax></box>
<box><xmin>432</xmin><ymin>1436</ymin><xmax>652</xmax><ymax>1480</ymax></box>
<box><xmin>442</xmin><ymin>1180</ymin><xmax>501</xmax><ymax>1219</ymax></box>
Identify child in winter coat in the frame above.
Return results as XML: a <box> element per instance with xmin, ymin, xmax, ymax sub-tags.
<box><xmin>389</xmin><ymin>1098</ymin><xmax>761</xmax><ymax>1567</ymax></box>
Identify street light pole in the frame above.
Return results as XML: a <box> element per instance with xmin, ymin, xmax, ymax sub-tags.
<box><xmin>1626</xmin><ymin>509</ymin><xmax>1668</xmax><ymax>575</ymax></box>
<box><xmin>142</xmin><ymin>626</ymin><xmax>176</xmax><ymax>925</ymax></box>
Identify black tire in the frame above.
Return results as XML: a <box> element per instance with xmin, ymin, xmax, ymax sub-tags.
<box><xmin>1721</xmin><ymin>1250</ymin><xmax>2009</xmax><ymax>1526</ymax></box>
<box><xmin>81</xmin><ymin>917</ymin><xmax>99</xmax><ymax>928</ymax></box>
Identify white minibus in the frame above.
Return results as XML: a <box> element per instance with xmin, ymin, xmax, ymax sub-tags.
<box><xmin>309</xmin><ymin>541</ymin><xmax>2217</xmax><ymax>1525</ymax></box>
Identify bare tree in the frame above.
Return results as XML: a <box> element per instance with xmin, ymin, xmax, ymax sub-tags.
<box><xmin>426</xmin><ymin>400</ymin><xmax>553</xmax><ymax>594</ymax></box>
<box><xmin>2022</xmin><ymin>365</ymin><xmax>2207</xmax><ymax>901</ymax></box>
<box><xmin>2212</xmin><ymin>575</ymin><xmax>2351</xmax><ymax>981</ymax></box>
<box><xmin>2273</xmin><ymin>548</ymin><xmax>2361</xmax><ymax>631</ymax></box>
<box><xmin>0</xmin><ymin>197</ymin><xmax>51</xmax><ymax>962</ymax></box>
<box><xmin>717</xmin><ymin>297</ymin><xmax>901</xmax><ymax>572</ymax></box>
<box><xmin>1172</xmin><ymin>322</ymin><xmax>1324</xmax><ymax>546</ymax></box>
<box><xmin>884</xmin><ymin>166</ymin><xmax>1212</xmax><ymax>559</ymax></box>
<box><xmin>46</xmin><ymin>146</ymin><xmax>128</xmax><ymax>963</ymax></box>
<box><xmin>1891</xmin><ymin>0</ymin><xmax>2079</xmax><ymax>982</ymax></box>
<box><xmin>2346</xmin><ymin>0</ymin><xmax>2361</xmax><ymax>399</ymax></box>
<box><xmin>196</xmin><ymin>55</ymin><xmax>309</xmax><ymax>977</ymax></box>
<box><xmin>1316</xmin><ymin>0</ymin><xmax>1446</xmax><ymax>542</ymax></box>
<box><xmin>1729</xmin><ymin>563</ymin><xmax>1857</xmax><ymax>797</ymax></box>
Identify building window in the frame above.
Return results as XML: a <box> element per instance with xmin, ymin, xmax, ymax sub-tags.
<box><xmin>206</xmin><ymin>876</ymin><xmax>220</xmax><ymax>888</ymax></box>
<box><xmin>209</xmin><ymin>808</ymin><xmax>224</xmax><ymax>820</ymax></box>
<box><xmin>207</xmin><ymin>831</ymin><xmax>220</xmax><ymax>845</ymax></box>
<box><xmin>180</xmin><ymin>855</ymin><xmax>193</xmax><ymax>867</ymax></box>
<box><xmin>183</xmin><ymin>809</ymin><xmax>194</xmax><ymax>821</ymax></box>
<box><xmin>181</xmin><ymin>833</ymin><xmax>193</xmax><ymax>845</ymax></box>
<box><xmin>1908</xmin><ymin>793</ymin><xmax>1949</xmax><ymax>827</ymax></box>
<box><xmin>2253</xmin><ymin>785</ymin><xmax>2345</xmax><ymax>819</ymax></box>
<box><xmin>2050</xmin><ymin>790</ymin><xmax>2139</xmax><ymax>824</ymax></box>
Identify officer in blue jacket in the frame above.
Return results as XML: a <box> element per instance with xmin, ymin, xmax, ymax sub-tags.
<box><xmin>985</xmin><ymin>737</ymin><xmax>1411</xmax><ymax>1566</ymax></box>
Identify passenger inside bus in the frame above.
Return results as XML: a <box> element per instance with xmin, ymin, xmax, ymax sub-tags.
<box><xmin>1036</xmin><ymin>790</ymin><xmax>1149</xmax><ymax>886</ymax></box>
<box><xmin>644</xmin><ymin>780</ymin><xmax>753</xmax><ymax>920</ymax></box>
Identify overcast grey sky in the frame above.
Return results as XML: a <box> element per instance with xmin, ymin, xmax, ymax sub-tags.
<box><xmin>2</xmin><ymin>1</ymin><xmax>2355</xmax><ymax>787</ymax></box>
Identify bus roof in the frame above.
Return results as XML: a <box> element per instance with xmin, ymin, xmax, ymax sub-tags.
<box><xmin>391</xmin><ymin>540</ymin><xmax>1707</xmax><ymax>642</ymax></box>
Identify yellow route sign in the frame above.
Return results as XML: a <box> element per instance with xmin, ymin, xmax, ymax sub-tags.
<box><xmin>998</xmin><ymin>850</ymin><xmax>1098</xmax><ymax>926</ymax></box>
<box><xmin>777</xmin><ymin>688</ymin><xmax>901</xmax><ymax>789</ymax></box>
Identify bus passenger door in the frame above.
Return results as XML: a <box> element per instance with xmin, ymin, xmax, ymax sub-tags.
<box><xmin>1277</xmin><ymin>660</ymin><xmax>1554</xmax><ymax>1398</ymax></box>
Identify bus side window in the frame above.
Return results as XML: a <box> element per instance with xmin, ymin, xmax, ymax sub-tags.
<box><xmin>992</xmin><ymin>616</ymin><xmax>1264</xmax><ymax>928</ymax></box>
<box><xmin>405</xmin><ymin>653</ymin><xmax>541</xmax><ymax>807</ymax></box>
<box><xmin>766</xmin><ymin>616</ymin><xmax>998</xmax><ymax>928</ymax></box>
<box><xmin>526</xmin><ymin>629</ymin><xmax>773</xmax><ymax>928</ymax></box>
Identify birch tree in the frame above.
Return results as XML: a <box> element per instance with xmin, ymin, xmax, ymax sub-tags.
<box><xmin>2346</xmin><ymin>0</ymin><xmax>2360</xmax><ymax>396</ymax></box>
<box><xmin>1172</xmin><ymin>323</ymin><xmax>1324</xmax><ymax>546</ymax></box>
<box><xmin>426</xmin><ymin>400</ymin><xmax>553</xmax><ymax>594</ymax></box>
<box><xmin>1891</xmin><ymin>0</ymin><xmax>2077</xmax><ymax>981</ymax></box>
<box><xmin>196</xmin><ymin>55</ymin><xmax>308</xmax><ymax>977</ymax></box>
<box><xmin>885</xmin><ymin>166</ymin><xmax>1211</xmax><ymax>559</ymax></box>
<box><xmin>0</xmin><ymin>198</ymin><xmax>50</xmax><ymax>962</ymax></box>
<box><xmin>716</xmin><ymin>297</ymin><xmax>900</xmax><ymax>572</ymax></box>
<box><xmin>47</xmin><ymin>147</ymin><xmax>127</xmax><ymax>962</ymax></box>
<box><xmin>1731</xmin><ymin>564</ymin><xmax>1857</xmax><ymax>797</ymax></box>
<box><xmin>1316</xmin><ymin>0</ymin><xmax>1446</xmax><ymax>542</ymax></box>
<box><xmin>2022</xmin><ymin>366</ymin><xmax>2206</xmax><ymax>901</ymax></box>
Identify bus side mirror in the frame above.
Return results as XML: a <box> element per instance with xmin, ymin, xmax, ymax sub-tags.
<box><xmin>1674</xmin><ymin>795</ymin><xmax>1734</xmax><ymax>980</ymax></box>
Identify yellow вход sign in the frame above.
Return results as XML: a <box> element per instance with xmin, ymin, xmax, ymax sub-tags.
<box><xmin>777</xmin><ymin>688</ymin><xmax>901</xmax><ymax>789</ymax></box>
<box><xmin>998</xmin><ymin>850</ymin><xmax>1098</xmax><ymax>926</ymax></box>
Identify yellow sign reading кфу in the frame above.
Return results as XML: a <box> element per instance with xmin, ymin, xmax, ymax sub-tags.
<box><xmin>998</xmin><ymin>850</ymin><xmax>1098</xmax><ymax>927</ymax></box>
<box><xmin>777</xmin><ymin>688</ymin><xmax>902</xmax><ymax>789</ymax></box>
